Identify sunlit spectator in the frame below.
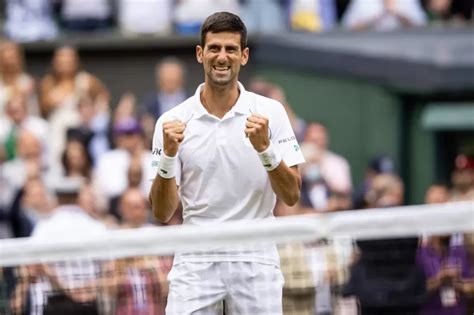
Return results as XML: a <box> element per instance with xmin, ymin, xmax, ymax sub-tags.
<box><xmin>342</xmin><ymin>0</ymin><xmax>427</xmax><ymax>31</ymax></box>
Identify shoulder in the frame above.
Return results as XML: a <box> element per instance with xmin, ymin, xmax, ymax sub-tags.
<box><xmin>250</xmin><ymin>92</ymin><xmax>286</xmax><ymax>117</ymax></box>
<box><xmin>156</xmin><ymin>95</ymin><xmax>196</xmax><ymax>125</ymax></box>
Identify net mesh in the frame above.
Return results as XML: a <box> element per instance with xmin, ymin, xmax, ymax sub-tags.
<box><xmin>0</xmin><ymin>201</ymin><xmax>473</xmax><ymax>315</ymax></box>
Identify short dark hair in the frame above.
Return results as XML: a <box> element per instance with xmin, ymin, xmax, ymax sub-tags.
<box><xmin>200</xmin><ymin>12</ymin><xmax>247</xmax><ymax>50</ymax></box>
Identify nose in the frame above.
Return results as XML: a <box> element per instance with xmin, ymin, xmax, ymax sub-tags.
<box><xmin>216</xmin><ymin>48</ymin><xmax>227</xmax><ymax>63</ymax></box>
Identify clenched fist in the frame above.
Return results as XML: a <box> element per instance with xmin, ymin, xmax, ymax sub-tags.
<box><xmin>163</xmin><ymin>119</ymin><xmax>186</xmax><ymax>157</ymax></box>
<box><xmin>245</xmin><ymin>113</ymin><xmax>270</xmax><ymax>152</ymax></box>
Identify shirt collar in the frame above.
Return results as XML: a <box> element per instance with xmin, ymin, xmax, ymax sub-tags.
<box><xmin>191</xmin><ymin>82</ymin><xmax>250</xmax><ymax>119</ymax></box>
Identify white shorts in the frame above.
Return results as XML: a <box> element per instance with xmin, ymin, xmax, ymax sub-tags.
<box><xmin>166</xmin><ymin>261</ymin><xmax>284</xmax><ymax>315</ymax></box>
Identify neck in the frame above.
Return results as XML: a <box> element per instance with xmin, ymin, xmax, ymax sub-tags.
<box><xmin>201</xmin><ymin>82</ymin><xmax>240</xmax><ymax>119</ymax></box>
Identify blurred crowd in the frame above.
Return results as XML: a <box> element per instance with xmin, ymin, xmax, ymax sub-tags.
<box><xmin>1</xmin><ymin>0</ymin><xmax>474</xmax><ymax>42</ymax></box>
<box><xmin>0</xmin><ymin>3</ymin><xmax>473</xmax><ymax>312</ymax></box>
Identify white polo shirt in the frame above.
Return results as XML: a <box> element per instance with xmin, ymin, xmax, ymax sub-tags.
<box><xmin>151</xmin><ymin>82</ymin><xmax>305</xmax><ymax>264</ymax></box>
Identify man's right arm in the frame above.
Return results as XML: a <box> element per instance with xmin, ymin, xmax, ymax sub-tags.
<box><xmin>149</xmin><ymin>119</ymin><xmax>186</xmax><ymax>223</ymax></box>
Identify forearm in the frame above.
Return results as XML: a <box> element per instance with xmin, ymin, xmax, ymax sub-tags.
<box><xmin>268</xmin><ymin>164</ymin><xmax>301</xmax><ymax>206</ymax></box>
<box><xmin>149</xmin><ymin>176</ymin><xmax>179</xmax><ymax>223</ymax></box>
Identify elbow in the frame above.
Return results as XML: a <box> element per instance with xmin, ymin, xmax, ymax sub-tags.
<box><xmin>151</xmin><ymin>203</ymin><xmax>172</xmax><ymax>224</ymax></box>
<box><xmin>285</xmin><ymin>191</ymin><xmax>300</xmax><ymax>207</ymax></box>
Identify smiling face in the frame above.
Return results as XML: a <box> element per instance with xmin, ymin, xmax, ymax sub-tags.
<box><xmin>196</xmin><ymin>32</ymin><xmax>249</xmax><ymax>88</ymax></box>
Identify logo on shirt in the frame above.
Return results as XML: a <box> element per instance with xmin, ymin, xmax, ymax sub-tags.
<box><xmin>160</xmin><ymin>169</ymin><xmax>168</xmax><ymax>175</ymax></box>
<box><xmin>152</xmin><ymin>148</ymin><xmax>162</xmax><ymax>156</ymax></box>
<box><xmin>278</xmin><ymin>136</ymin><xmax>296</xmax><ymax>144</ymax></box>
<box><xmin>152</xmin><ymin>161</ymin><xmax>159</xmax><ymax>167</ymax></box>
<box><xmin>294</xmin><ymin>145</ymin><xmax>300</xmax><ymax>152</ymax></box>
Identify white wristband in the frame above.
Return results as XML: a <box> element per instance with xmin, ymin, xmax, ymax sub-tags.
<box><xmin>257</xmin><ymin>142</ymin><xmax>282</xmax><ymax>172</ymax></box>
<box><xmin>158</xmin><ymin>153</ymin><xmax>177</xmax><ymax>179</ymax></box>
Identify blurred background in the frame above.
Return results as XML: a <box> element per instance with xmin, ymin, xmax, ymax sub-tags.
<box><xmin>0</xmin><ymin>1</ymin><xmax>473</xmax><ymax>314</ymax></box>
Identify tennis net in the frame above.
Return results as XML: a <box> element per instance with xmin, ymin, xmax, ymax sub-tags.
<box><xmin>0</xmin><ymin>201</ymin><xmax>472</xmax><ymax>314</ymax></box>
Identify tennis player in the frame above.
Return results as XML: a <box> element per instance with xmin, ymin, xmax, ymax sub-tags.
<box><xmin>149</xmin><ymin>11</ymin><xmax>305</xmax><ymax>314</ymax></box>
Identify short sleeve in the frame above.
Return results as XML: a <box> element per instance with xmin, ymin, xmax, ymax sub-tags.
<box><xmin>150</xmin><ymin>116</ymin><xmax>182</xmax><ymax>185</ymax></box>
<box><xmin>270</xmin><ymin>102</ymin><xmax>305</xmax><ymax>168</ymax></box>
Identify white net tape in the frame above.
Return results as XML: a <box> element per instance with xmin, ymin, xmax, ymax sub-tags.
<box><xmin>0</xmin><ymin>201</ymin><xmax>472</xmax><ymax>267</ymax></box>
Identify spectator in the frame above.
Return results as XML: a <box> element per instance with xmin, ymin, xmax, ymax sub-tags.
<box><xmin>240</xmin><ymin>0</ymin><xmax>286</xmax><ymax>34</ymax></box>
<box><xmin>39</xmin><ymin>46</ymin><xmax>109</xmax><ymax>168</ymax></box>
<box><xmin>3</xmin><ymin>0</ymin><xmax>57</xmax><ymax>42</ymax></box>
<box><xmin>0</xmin><ymin>42</ymin><xmax>38</xmax><ymax>116</ymax></box>
<box><xmin>67</xmin><ymin>95</ymin><xmax>111</xmax><ymax>165</ymax></box>
<box><xmin>55</xmin><ymin>0</ymin><xmax>112</xmax><ymax>32</ymax></box>
<box><xmin>352</xmin><ymin>155</ymin><xmax>395</xmax><ymax>209</ymax></box>
<box><xmin>417</xmin><ymin>234</ymin><xmax>472</xmax><ymax>315</ymax></box>
<box><xmin>425</xmin><ymin>183</ymin><xmax>450</xmax><ymax>204</ymax></box>
<box><xmin>0</xmin><ymin>130</ymin><xmax>51</xmax><ymax>223</ymax></box>
<box><xmin>303</xmin><ymin>122</ymin><xmax>352</xmax><ymax>194</ymax></box>
<box><xmin>60</xmin><ymin>138</ymin><xmax>93</xmax><ymax>181</ymax></box>
<box><xmin>77</xmin><ymin>183</ymin><xmax>117</xmax><ymax>229</ymax></box>
<box><xmin>25</xmin><ymin>181</ymin><xmax>108</xmax><ymax>315</ymax></box>
<box><xmin>342</xmin><ymin>0</ymin><xmax>427</xmax><ymax>31</ymax></box>
<box><xmin>39</xmin><ymin>46</ymin><xmax>109</xmax><ymax>119</ymax></box>
<box><xmin>0</xmin><ymin>94</ymin><xmax>49</xmax><ymax>163</ymax></box>
<box><xmin>173</xmin><ymin>0</ymin><xmax>240</xmax><ymax>35</ymax></box>
<box><xmin>343</xmin><ymin>174</ymin><xmax>426</xmax><ymax>314</ymax></box>
<box><xmin>248</xmin><ymin>78</ymin><xmax>307</xmax><ymax>142</ymax></box>
<box><xmin>299</xmin><ymin>142</ymin><xmax>330</xmax><ymax>212</ymax></box>
<box><xmin>118</xmin><ymin>0</ymin><xmax>173</xmax><ymax>35</ymax></box>
<box><xmin>421</xmin><ymin>0</ymin><xmax>473</xmax><ymax>24</ymax></box>
<box><xmin>118</xmin><ymin>188</ymin><xmax>153</xmax><ymax>229</ymax></box>
<box><xmin>288</xmin><ymin>0</ymin><xmax>338</xmax><ymax>32</ymax></box>
<box><xmin>93</xmin><ymin>118</ymin><xmax>154</xmax><ymax>213</ymax></box>
<box><xmin>140</xmin><ymin>58</ymin><xmax>188</xmax><ymax>149</ymax></box>
<box><xmin>449</xmin><ymin>154</ymin><xmax>474</xmax><ymax>201</ymax></box>
<box><xmin>8</xmin><ymin>177</ymin><xmax>56</xmax><ymax>238</ymax></box>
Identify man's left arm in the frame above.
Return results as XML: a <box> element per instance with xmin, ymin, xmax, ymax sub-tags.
<box><xmin>246</xmin><ymin>109</ymin><xmax>304</xmax><ymax>206</ymax></box>
<box><xmin>267</xmin><ymin>164</ymin><xmax>301</xmax><ymax>206</ymax></box>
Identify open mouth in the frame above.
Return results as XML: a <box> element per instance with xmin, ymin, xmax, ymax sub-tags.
<box><xmin>212</xmin><ymin>66</ymin><xmax>230</xmax><ymax>73</ymax></box>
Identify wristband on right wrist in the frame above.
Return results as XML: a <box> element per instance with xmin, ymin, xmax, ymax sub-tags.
<box><xmin>158</xmin><ymin>153</ymin><xmax>177</xmax><ymax>179</ymax></box>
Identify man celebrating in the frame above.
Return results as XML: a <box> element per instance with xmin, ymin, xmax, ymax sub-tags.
<box><xmin>149</xmin><ymin>12</ymin><xmax>305</xmax><ymax>314</ymax></box>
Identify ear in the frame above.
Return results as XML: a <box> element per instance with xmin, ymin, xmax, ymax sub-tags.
<box><xmin>241</xmin><ymin>47</ymin><xmax>249</xmax><ymax>66</ymax></box>
<box><xmin>196</xmin><ymin>45</ymin><xmax>203</xmax><ymax>64</ymax></box>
